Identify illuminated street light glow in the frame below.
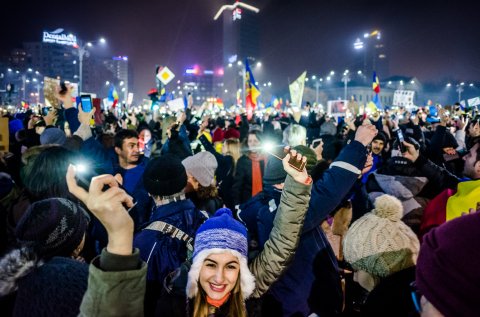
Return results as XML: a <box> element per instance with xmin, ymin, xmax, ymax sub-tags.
<box><xmin>354</xmin><ymin>38</ymin><xmax>364</xmax><ymax>50</ymax></box>
<box><xmin>470</xmin><ymin>83</ymin><xmax>474</xmax><ymax>87</ymax></box>
<box><xmin>330</xmin><ymin>71</ymin><xmax>335</xmax><ymax>75</ymax></box>
<box><xmin>99</xmin><ymin>38</ymin><xmax>106</xmax><ymax>44</ymax></box>
<box><xmin>326</xmin><ymin>76</ymin><xmax>331</xmax><ymax>81</ymax></box>
<box><xmin>357</xmin><ymin>70</ymin><xmax>362</xmax><ymax>75</ymax></box>
<box><xmin>28</xmin><ymin>68</ymin><xmax>32</xmax><ymax>72</ymax></box>
<box><xmin>87</xmin><ymin>42</ymin><xmax>93</xmax><ymax>47</ymax></box>
<box><xmin>446</xmin><ymin>83</ymin><xmax>452</xmax><ymax>87</ymax></box>
<box><xmin>268</xmin><ymin>82</ymin><xmax>272</xmax><ymax>86</ymax></box>
<box><xmin>312</xmin><ymin>75</ymin><xmax>316</xmax><ymax>80</ymax></box>
<box><xmin>460</xmin><ymin>82</ymin><xmax>465</xmax><ymax>86</ymax></box>
<box><xmin>411</xmin><ymin>80</ymin><xmax>415</xmax><ymax>84</ymax></box>
<box><xmin>228</xmin><ymin>63</ymin><xmax>233</xmax><ymax>67</ymax></box>
<box><xmin>237</xmin><ymin>61</ymin><xmax>242</xmax><ymax>66</ymax></box>
<box><xmin>256</xmin><ymin>62</ymin><xmax>262</xmax><ymax>68</ymax></box>
<box><xmin>7</xmin><ymin>68</ymin><xmax>12</xmax><ymax>72</ymax></box>
<box><xmin>105</xmin><ymin>81</ymin><xmax>110</xmax><ymax>86</ymax></box>
<box><xmin>305</xmin><ymin>78</ymin><xmax>309</xmax><ymax>82</ymax></box>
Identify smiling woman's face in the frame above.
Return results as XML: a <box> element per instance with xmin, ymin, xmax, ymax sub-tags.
<box><xmin>199</xmin><ymin>252</ymin><xmax>240</xmax><ymax>300</ymax></box>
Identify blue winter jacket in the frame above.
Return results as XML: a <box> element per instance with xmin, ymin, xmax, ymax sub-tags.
<box><xmin>133</xmin><ymin>199</ymin><xmax>206</xmax><ymax>283</ymax></box>
<box><xmin>241</xmin><ymin>140</ymin><xmax>368</xmax><ymax>316</ymax></box>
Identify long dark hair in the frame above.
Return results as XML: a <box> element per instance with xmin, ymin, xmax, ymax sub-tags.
<box><xmin>24</xmin><ymin>146</ymin><xmax>78</xmax><ymax>201</ymax></box>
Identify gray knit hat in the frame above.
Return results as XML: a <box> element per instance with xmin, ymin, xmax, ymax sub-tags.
<box><xmin>40</xmin><ymin>128</ymin><xmax>67</xmax><ymax>145</ymax></box>
<box><xmin>343</xmin><ymin>194</ymin><xmax>420</xmax><ymax>278</ymax></box>
<box><xmin>263</xmin><ymin>155</ymin><xmax>287</xmax><ymax>185</ymax></box>
<box><xmin>182</xmin><ymin>151</ymin><xmax>218</xmax><ymax>187</ymax></box>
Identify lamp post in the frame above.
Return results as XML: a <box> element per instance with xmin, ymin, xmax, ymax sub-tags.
<box><xmin>456</xmin><ymin>83</ymin><xmax>464</xmax><ymax>102</ymax></box>
<box><xmin>77</xmin><ymin>38</ymin><xmax>106</xmax><ymax>93</ymax></box>
<box><xmin>342</xmin><ymin>70</ymin><xmax>350</xmax><ymax>101</ymax></box>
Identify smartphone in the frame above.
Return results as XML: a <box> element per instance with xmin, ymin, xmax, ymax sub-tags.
<box><xmin>395</xmin><ymin>129</ymin><xmax>406</xmax><ymax>152</ymax></box>
<box><xmin>267</xmin><ymin>147</ymin><xmax>307</xmax><ymax>172</ymax></box>
<box><xmin>74</xmin><ymin>164</ymin><xmax>137</xmax><ymax>211</ymax></box>
<box><xmin>41</xmin><ymin>107</ymin><xmax>49</xmax><ymax>116</ymax></box>
<box><xmin>311</xmin><ymin>138</ymin><xmax>323</xmax><ymax>148</ymax></box>
<box><xmin>80</xmin><ymin>95</ymin><xmax>93</xmax><ymax>112</ymax></box>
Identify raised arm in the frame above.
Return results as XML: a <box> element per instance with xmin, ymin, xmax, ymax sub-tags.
<box><xmin>66</xmin><ymin>166</ymin><xmax>147</xmax><ymax>317</ymax></box>
<box><xmin>249</xmin><ymin>150</ymin><xmax>312</xmax><ymax>298</ymax></box>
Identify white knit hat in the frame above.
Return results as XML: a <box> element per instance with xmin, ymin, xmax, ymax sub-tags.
<box><xmin>182</xmin><ymin>151</ymin><xmax>218</xmax><ymax>187</ymax></box>
<box><xmin>343</xmin><ymin>194</ymin><xmax>420</xmax><ymax>278</ymax></box>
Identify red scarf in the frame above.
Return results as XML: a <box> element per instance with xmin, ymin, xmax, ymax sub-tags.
<box><xmin>206</xmin><ymin>292</ymin><xmax>231</xmax><ymax>308</ymax></box>
<box><xmin>249</xmin><ymin>152</ymin><xmax>266</xmax><ymax>197</ymax></box>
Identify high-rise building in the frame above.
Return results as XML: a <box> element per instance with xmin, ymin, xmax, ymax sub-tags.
<box><xmin>103</xmin><ymin>56</ymin><xmax>133</xmax><ymax>102</ymax></box>
<box><xmin>353</xmin><ymin>30</ymin><xmax>389</xmax><ymax>78</ymax></box>
<box><xmin>23</xmin><ymin>42</ymin><xmax>77</xmax><ymax>81</ymax></box>
<box><xmin>215</xmin><ymin>1</ymin><xmax>261</xmax><ymax>104</ymax></box>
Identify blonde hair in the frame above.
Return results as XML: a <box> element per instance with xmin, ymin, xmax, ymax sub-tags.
<box><xmin>223</xmin><ymin>138</ymin><xmax>241</xmax><ymax>173</ymax></box>
<box><xmin>192</xmin><ymin>276</ymin><xmax>246</xmax><ymax>317</ymax></box>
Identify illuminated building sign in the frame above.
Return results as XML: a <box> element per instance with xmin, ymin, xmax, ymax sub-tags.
<box><xmin>113</xmin><ymin>56</ymin><xmax>129</xmax><ymax>61</ymax></box>
<box><xmin>42</xmin><ymin>29</ymin><xmax>77</xmax><ymax>46</ymax></box>
<box><xmin>233</xmin><ymin>8</ymin><xmax>242</xmax><ymax>21</ymax></box>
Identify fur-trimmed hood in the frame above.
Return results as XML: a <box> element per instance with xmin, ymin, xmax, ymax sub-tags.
<box><xmin>186</xmin><ymin>248</ymin><xmax>256</xmax><ymax>300</ymax></box>
<box><xmin>0</xmin><ymin>247</ymin><xmax>38</xmax><ymax>296</ymax></box>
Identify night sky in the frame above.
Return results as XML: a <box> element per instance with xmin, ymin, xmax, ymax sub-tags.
<box><xmin>2</xmin><ymin>0</ymin><xmax>479</xmax><ymax>98</ymax></box>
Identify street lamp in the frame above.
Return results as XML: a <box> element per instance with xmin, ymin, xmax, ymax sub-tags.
<box><xmin>342</xmin><ymin>72</ymin><xmax>351</xmax><ymax>101</ymax></box>
<box><xmin>456</xmin><ymin>84</ymin><xmax>464</xmax><ymax>102</ymax></box>
<box><xmin>76</xmin><ymin>37</ymin><xmax>106</xmax><ymax>93</ymax></box>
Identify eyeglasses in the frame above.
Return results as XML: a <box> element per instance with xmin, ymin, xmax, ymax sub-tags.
<box><xmin>410</xmin><ymin>281</ymin><xmax>422</xmax><ymax>313</ymax></box>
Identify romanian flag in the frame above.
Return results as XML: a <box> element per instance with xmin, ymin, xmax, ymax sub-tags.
<box><xmin>245</xmin><ymin>60</ymin><xmax>260</xmax><ymax>120</ymax></box>
<box><xmin>108</xmin><ymin>85</ymin><xmax>119</xmax><ymax>108</ymax></box>
<box><xmin>367</xmin><ymin>72</ymin><xmax>381</xmax><ymax>111</ymax></box>
<box><xmin>372</xmin><ymin>71</ymin><xmax>380</xmax><ymax>94</ymax></box>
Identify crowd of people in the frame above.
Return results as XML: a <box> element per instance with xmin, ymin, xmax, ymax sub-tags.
<box><xmin>0</xmin><ymin>84</ymin><xmax>480</xmax><ymax>317</ymax></box>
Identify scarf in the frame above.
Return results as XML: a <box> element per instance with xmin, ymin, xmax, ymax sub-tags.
<box><xmin>206</xmin><ymin>292</ymin><xmax>231</xmax><ymax>308</ymax></box>
<box><xmin>249</xmin><ymin>152</ymin><xmax>265</xmax><ymax>197</ymax></box>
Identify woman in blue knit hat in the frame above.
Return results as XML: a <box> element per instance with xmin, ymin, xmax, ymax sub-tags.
<box><xmin>185</xmin><ymin>148</ymin><xmax>312</xmax><ymax>317</ymax></box>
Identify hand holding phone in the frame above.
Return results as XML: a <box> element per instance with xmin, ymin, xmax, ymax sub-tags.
<box><xmin>281</xmin><ymin>147</ymin><xmax>309</xmax><ymax>184</ymax></box>
<box><xmin>80</xmin><ymin>95</ymin><xmax>93</xmax><ymax>113</ymax></box>
<box><xmin>267</xmin><ymin>146</ymin><xmax>307</xmax><ymax>172</ymax></box>
<box><xmin>66</xmin><ymin>165</ymin><xmax>135</xmax><ymax>256</ymax></box>
<box><xmin>72</xmin><ymin>163</ymin><xmax>137</xmax><ymax>212</ymax></box>
<box><xmin>395</xmin><ymin>129</ymin><xmax>406</xmax><ymax>152</ymax></box>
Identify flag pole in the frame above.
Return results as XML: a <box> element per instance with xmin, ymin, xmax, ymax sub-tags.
<box><xmin>242</xmin><ymin>63</ymin><xmax>246</xmax><ymax>110</ymax></box>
